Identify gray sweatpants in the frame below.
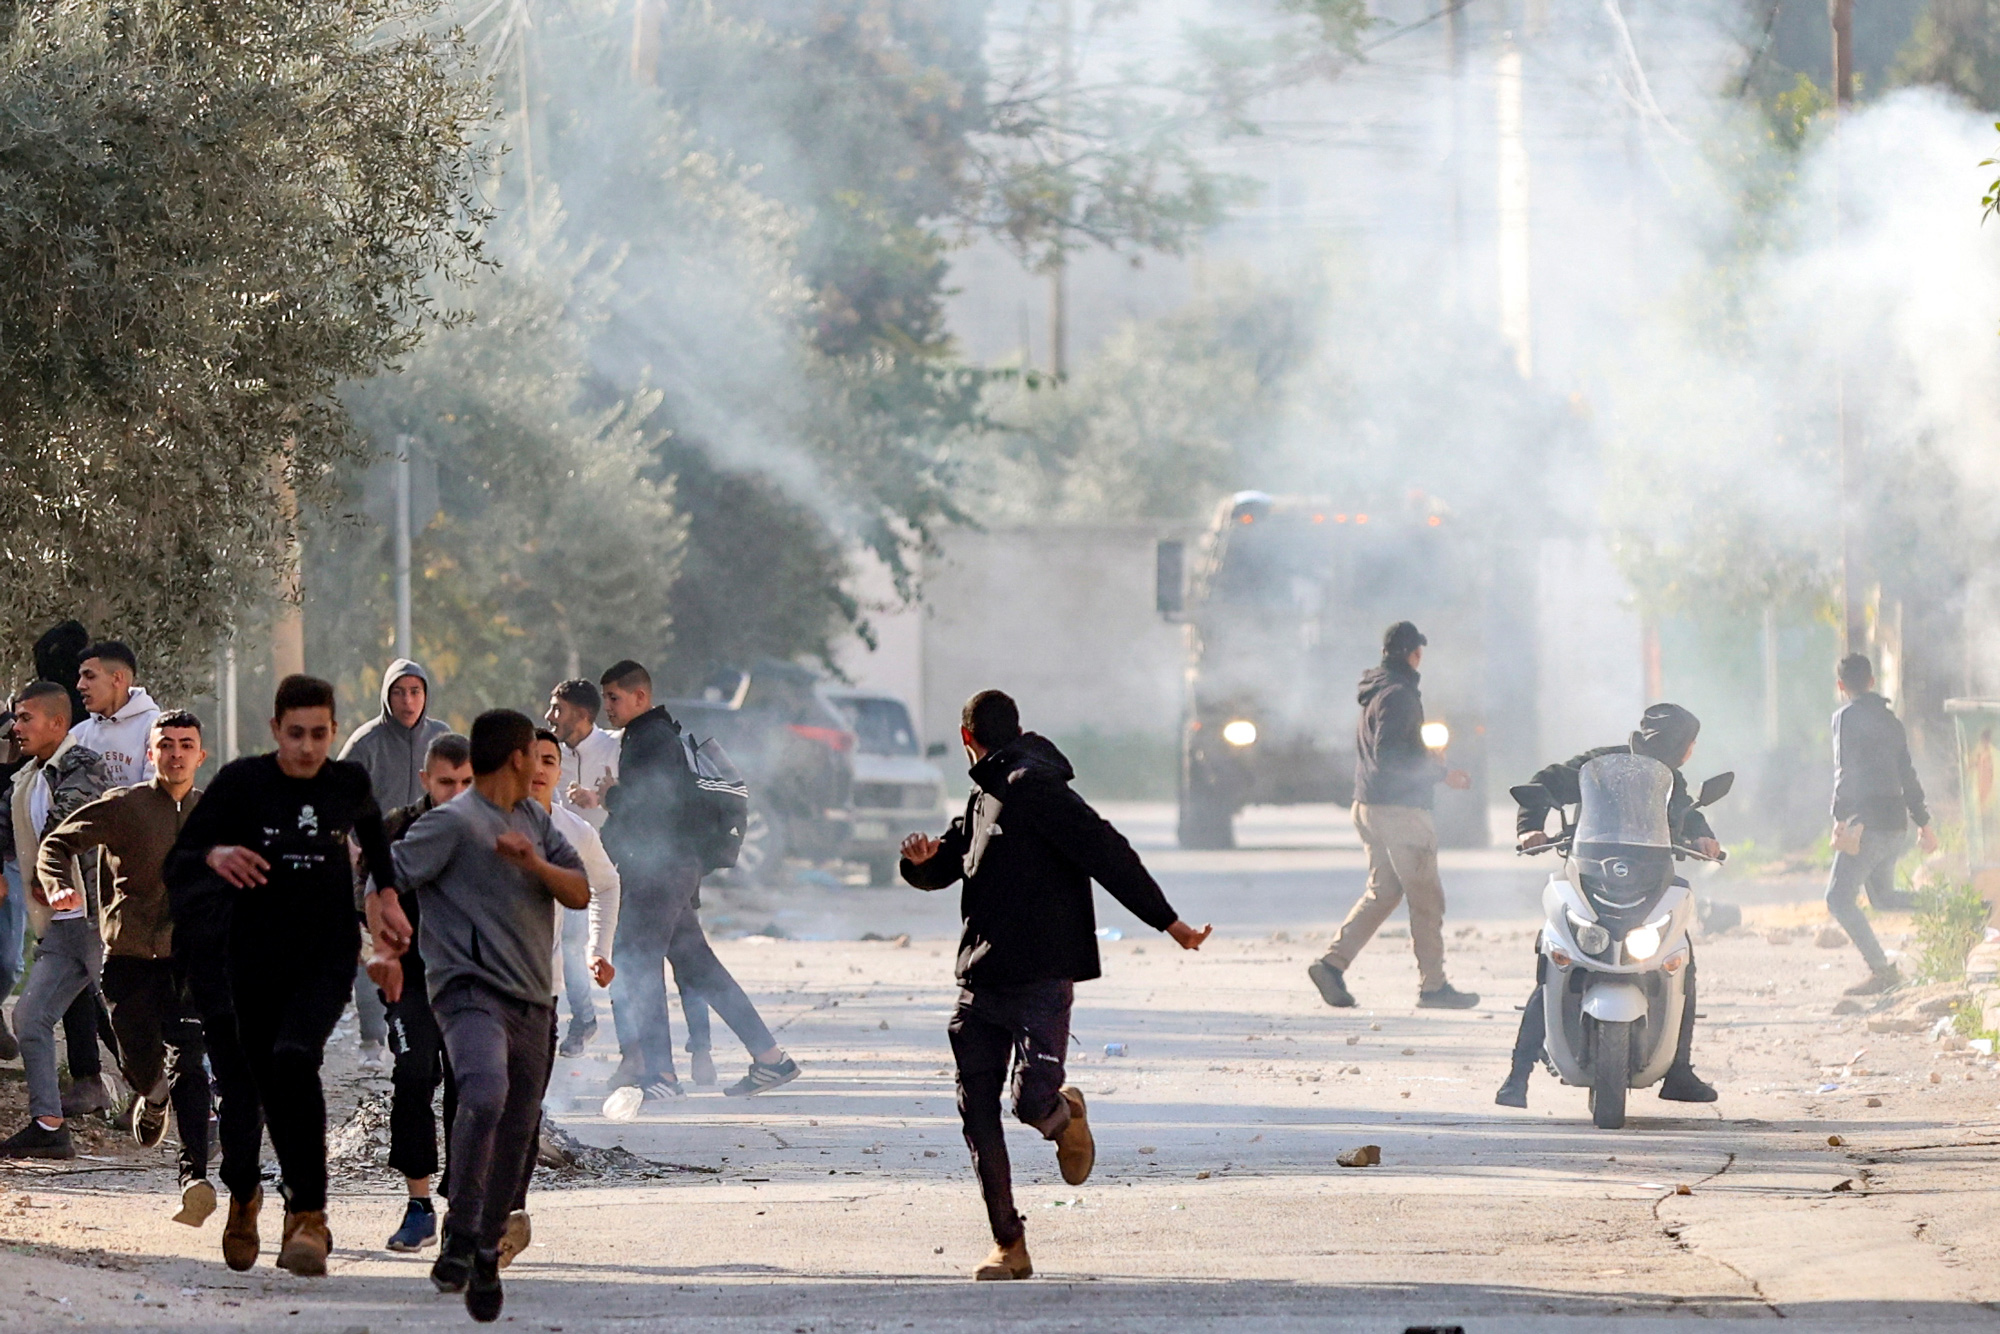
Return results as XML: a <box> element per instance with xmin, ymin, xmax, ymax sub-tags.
<box><xmin>433</xmin><ymin>979</ymin><xmax>555</xmax><ymax>1252</ymax></box>
<box><xmin>18</xmin><ymin>918</ymin><xmax>103</xmax><ymax>1121</ymax></box>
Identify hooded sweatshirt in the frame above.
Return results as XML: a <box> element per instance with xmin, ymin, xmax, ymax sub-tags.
<box><xmin>900</xmin><ymin>733</ymin><xmax>1178</xmax><ymax>987</ymax></box>
<box><xmin>337</xmin><ymin>658</ymin><xmax>450</xmax><ymax>811</ymax></box>
<box><xmin>1352</xmin><ymin>662</ymin><xmax>1445</xmax><ymax>809</ymax></box>
<box><xmin>69</xmin><ymin>685</ymin><xmax>160</xmax><ymax>787</ymax></box>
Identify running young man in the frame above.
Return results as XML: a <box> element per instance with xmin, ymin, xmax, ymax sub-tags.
<box><xmin>598</xmin><ymin>660</ymin><xmax>794</xmax><ymax>1101</ymax></box>
<box><xmin>340</xmin><ymin>658</ymin><xmax>449</xmax><ymax>1072</ymax></box>
<box><xmin>370</xmin><ymin>710</ymin><xmax>588</xmax><ymax>1323</ymax></box>
<box><xmin>36</xmin><ymin>712</ymin><xmax>214</xmax><ymax>1224</ymax></box>
<box><xmin>900</xmin><ymin>689</ymin><xmax>1212</xmax><ymax>1281</ymax></box>
<box><xmin>544</xmin><ymin>679</ymin><xmax>620</xmax><ymax>1056</ymax></box>
<box><xmin>0</xmin><ymin>682</ymin><xmax>112</xmax><ymax>1160</ymax></box>
<box><xmin>379</xmin><ymin>733</ymin><xmax>474</xmax><ymax>1255</ymax></box>
<box><xmin>165</xmin><ymin>676</ymin><xmax>401</xmax><ymax>1276</ymax></box>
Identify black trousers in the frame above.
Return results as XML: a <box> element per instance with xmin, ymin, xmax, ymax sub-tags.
<box><xmin>229</xmin><ymin>940</ymin><xmax>352</xmax><ymax>1214</ymax></box>
<box><xmin>432</xmin><ymin>980</ymin><xmax>555</xmax><ymax>1252</ymax></box>
<box><xmin>383</xmin><ymin>951</ymin><xmax>457</xmax><ymax>1188</ymax></box>
<box><xmin>1509</xmin><ymin>953</ymin><xmax>1700</xmax><ymax>1077</ymax></box>
<box><xmin>181</xmin><ymin>941</ymin><xmax>265</xmax><ymax>1205</ymax></box>
<box><xmin>60</xmin><ymin>988</ymin><xmax>110</xmax><ymax>1080</ymax></box>
<box><xmin>99</xmin><ymin>956</ymin><xmax>210</xmax><ymax>1183</ymax></box>
<box><xmin>948</xmin><ymin>980</ymin><xmax>1074</xmax><ymax>1247</ymax></box>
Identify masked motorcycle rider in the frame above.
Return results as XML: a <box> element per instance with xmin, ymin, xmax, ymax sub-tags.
<box><xmin>1494</xmin><ymin>703</ymin><xmax>1721</xmax><ymax>1109</ymax></box>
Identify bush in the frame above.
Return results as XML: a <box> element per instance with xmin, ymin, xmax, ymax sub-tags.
<box><xmin>1912</xmin><ymin>879</ymin><xmax>1988</xmax><ymax>984</ymax></box>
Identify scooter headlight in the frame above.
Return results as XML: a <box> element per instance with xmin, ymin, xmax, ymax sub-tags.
<box><xmin>1569</xmin><ymin>914</ymin><xmax>1611</xmax><ymax>956</ymax></box>
<box><xmin>1624</xmin><ymin>924</ymin><xmax>1663</xmax><ymax>961</ymax></box>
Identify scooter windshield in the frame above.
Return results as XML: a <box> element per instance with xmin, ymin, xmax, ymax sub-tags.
<box><xmin>1573</xmin><ymin>753</ymin><xmax>1674</xmax><ymax>849</ymax></box>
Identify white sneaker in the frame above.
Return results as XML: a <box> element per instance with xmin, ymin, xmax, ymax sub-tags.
<box><xmin>357</xmin><ymin>1041</ymin><xmax>391</xmax><ymax>1075</ymax></box>
<box><xmin>602</xmin><ymin>1086</ymin><xmax>644</xmax><ymax>1122</ymax></box>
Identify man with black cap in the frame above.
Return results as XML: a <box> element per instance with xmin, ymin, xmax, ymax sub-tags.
<box><xmin>1307</xmin><ymin>621</ymin><xmax>1479</xmax><ymax>1011</ymax></box>
<box><xmin>1493</xmin><ymin>702</ymin><xmax>1721</xmax><ymax>1107</ymax></box>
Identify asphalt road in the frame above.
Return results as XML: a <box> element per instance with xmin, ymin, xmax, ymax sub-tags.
<box><xmin>3</xmin><ymin>805</ymin><xmax>1998</xmax><ymax>1332</ymax></box>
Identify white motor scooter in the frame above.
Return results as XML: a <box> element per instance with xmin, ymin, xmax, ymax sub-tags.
<box><xmin>1514</xmin><ymin>753</ymin><xmax>1732</xmax><ymax>1129</ymax></box>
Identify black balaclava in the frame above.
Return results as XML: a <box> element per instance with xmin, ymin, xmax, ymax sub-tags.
<box><xmin>1630</xmin><ymin>703</ymin><xmax>1700</xmax><ymax>767</ymax></box>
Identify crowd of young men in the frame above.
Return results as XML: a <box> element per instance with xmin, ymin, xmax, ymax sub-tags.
<box><xmin>0</xmin><ymin>642</ymin><xmax>1232</xmax><ymax>1299</ymax></box>
<box><xmin>0</xmin><ymin>647</ymin><xmax>806</xmax><ymax>1321</ymax></box>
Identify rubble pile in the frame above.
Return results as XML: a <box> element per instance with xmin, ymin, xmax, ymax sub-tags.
<box><xmin>328</xmin><ymin>1093</ymin><xmax>720</xmax><ymax>1187</ymax></box>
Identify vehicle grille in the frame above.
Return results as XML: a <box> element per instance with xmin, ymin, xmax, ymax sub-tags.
<box><xmin>852</xmin><ymin>783</ymin><xmax>937</xmax><ymax>810</ymax></box>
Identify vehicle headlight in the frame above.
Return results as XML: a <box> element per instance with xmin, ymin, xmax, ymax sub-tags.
<box><xmin>1625</xmin><ymin>924</ymin><xmax>1663</xmax><ymax>961</ymax></box>
<box><xmin>1569</xmin><ymin>912</ymin><xmax>1610</xmax><ymax>956</ymax></box>
<box><xmin>1420</xmin><ymin>721</ymin><xmax>1450</xmax><ymax>750</ymax></box>
<box><xmin>1222</xmin><ymin>720</ymin><xmax>1258</xmax><ymax>747</ymax></box>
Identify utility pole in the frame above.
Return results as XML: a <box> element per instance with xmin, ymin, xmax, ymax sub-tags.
<box><xmin>1048</xmin><ymin>0</ymin><xmax>1073</xmax><ymax>379</ymax></box>
<box><xmin>394</xmin><ymin>436</ymin><xmax>413</xmax><ymax>661</ymax></box>
<box><xmin>1495</xmin><ymin>38</ymin><xmax>1532</xmax><ymax>379</ymax></box>
<box><xmin>515</xmin><ymin>0</ymin><xmax>537</xmax><ymax>219</ymax></box>
<box><xmin>1446</xmin><ymin>0</ymin><xmax>1467</xmax><ymax>311</ymax></box>
<box><xmin>271</xmin><ymin>456</ymin><xmax>306</xmax><ymax>681</ymax></box>
<box><xmin>222</xmin><ymin>641</ymin><xmax>239</xmax><ymax>761</ymax></box>
<box><xmin>632</xmin><ymin>0</ymin><xmax>662</xmax><ymax>84</ymax></box>
<box><xmin>1830</xmin><ymin>0</ymin><xmax>1863</xmax><ymax>653</ymax></box>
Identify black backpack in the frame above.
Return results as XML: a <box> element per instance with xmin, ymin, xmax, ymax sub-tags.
<box><xmin>678</xmin><ymin>733</ymin><xmax>749</xmax><ymax>873</ymax></box>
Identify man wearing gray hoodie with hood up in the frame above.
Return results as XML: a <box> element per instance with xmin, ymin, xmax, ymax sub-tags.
<box><xmin>339</xmin><ymin>659</ymin><xmax>450</xmax><ymax>1062</ymax></box>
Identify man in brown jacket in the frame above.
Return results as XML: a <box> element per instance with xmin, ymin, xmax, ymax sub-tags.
<box><xmin>36</xmin><ymin>711</ymin><xmax>213</xmax><ymax>1225</ymax></box>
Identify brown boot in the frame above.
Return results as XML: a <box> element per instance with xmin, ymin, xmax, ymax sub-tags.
<box><xmin>221</xmin><ymin>1187</ymin><xmax>262</xmax><ymax>1272</ymax></box>
<box><xmin>973</xmin><ymin>1236</ymin><xmax>1032</xmax><ymax>1281</ymax></box>
<box><xmin>1054</xmin><ymin>1086</ymin><xmax>1093</xmax><ymax>1186</ymax></box>
<box><xmin>497</xmin><ymin>1210</ymin><xmax>532</xmax><ymax>1269</ymax></box>
<box><xmin>277</xmin><ymin>1209</ymin><xmax>331</xmax><ymax>1277</ymax></box>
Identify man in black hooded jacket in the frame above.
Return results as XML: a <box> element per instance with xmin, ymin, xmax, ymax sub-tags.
<box><xmin>596</xmin><ymin>660</ymin><xmax>795</xmax><ymax>1103</ymax></box>
<box><xmin>1494</xmin><ymin>703</ymin><xmax>1720</xmax><ymax>1108</ymax></box>
<box><xmin>1307</xmin><ymin>621</ymin><xmax>1478</xmax><ymax>1011</ymax></box>
<box><xmin>901</xmin><ymin>689</ymin><xmax>1212</xmax><ymax>1283</ymax></box>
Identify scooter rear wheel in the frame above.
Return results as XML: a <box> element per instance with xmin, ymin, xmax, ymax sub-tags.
<box><xmin>1588</xmin><ymin>1019</ymin><xmax>1632</xmax><ymax>1130</ymax></box>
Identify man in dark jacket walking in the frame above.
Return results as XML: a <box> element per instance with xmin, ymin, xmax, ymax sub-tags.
<box><xmin>1308</xmin><ymin>622</ymin><xmax>1478</xmax><ymax>1011</ymax></box>
<box><xmin>901</xmin><ymin>689</ymin><xmax>1212</xmax><ymax>1282</ymax></box>
<box><xmin>1826</xmin><ymin>654</ymin><xmax>1936</xmax><ymax>996</ymax></box>
<box><xmin>597</xmin><ymin>660</ymin><xmax>795</xmax><ymax>1103</ymax></box>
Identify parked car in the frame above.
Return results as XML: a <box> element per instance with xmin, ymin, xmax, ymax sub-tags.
<box><xmin>825</xmin><ymin>689</ymin><xmax>950</xmax><ymax>884</ymax></box>
<box><xmin>668</xmin><ymin>659</ymin><xmax>855</xmax><ymax>886</ymax></box>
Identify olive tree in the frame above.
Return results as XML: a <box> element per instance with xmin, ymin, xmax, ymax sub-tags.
<box><xmin>0</xmin><ymin>1</ymin><xmax>488</xmax><ymax>695</ymax></box>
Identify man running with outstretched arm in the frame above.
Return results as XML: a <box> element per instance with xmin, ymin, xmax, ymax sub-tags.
<box><xmin>901</xmin><ymin>689</ymin><xmax>1212</xmax><ymax>1281</ymax></box>
<box><xmin>369</xmin><ymin>710</ymin><xmax>589</xmax><ymax>1323</ymax></box>
<box><xmin>164</xmin><ymin>675</ymin><xmax>403</xmax><ymax>1277</ymax></box>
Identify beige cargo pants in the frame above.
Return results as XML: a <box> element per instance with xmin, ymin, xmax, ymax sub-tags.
<box><xmin>1318</xmin><ymin>802</ymin><xmax>1447</xmax><ymax>993</ymax></box>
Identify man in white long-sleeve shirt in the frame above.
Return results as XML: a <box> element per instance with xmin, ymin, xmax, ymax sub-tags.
<box><xmin>530</xmin><ymin>731</ymin><xmax>618</xmax><ymax>1001</ymax></box>
<box><xmin>545</xmin><ymin>680</ymin><xmax>620</xmax><ymax>1055</ymax></box>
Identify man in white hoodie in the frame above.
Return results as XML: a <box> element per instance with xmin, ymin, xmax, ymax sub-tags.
<box><xmin>70</xmin><ymin>642</ymin><xmax>160</xmax><ymax>787</ymax></box>
<box><xmin>61</xmin><ymin>639</ymin><xmax>159</xmax><ymax>1113</ymax></box>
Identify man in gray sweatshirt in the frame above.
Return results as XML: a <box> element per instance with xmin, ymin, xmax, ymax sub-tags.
<box><xmin>369</xmin><ymin>709</ymin><xmax>586</xmax><ymax>1324</ymax></box>
<box><xmin>339</xmin><ymin>658</ymin><xmax>450</xmax><ymax>1064</ymax></box>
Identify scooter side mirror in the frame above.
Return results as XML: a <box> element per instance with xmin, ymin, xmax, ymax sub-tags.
<box><xmin>1509</xmin><ymin>783</ymin><xmax>1549</xmax><ymax>807</ymax></box>
<box><xmin>1695</xmin><ymin>771</ymin><xmax>1734</xmax><ymax>807</ymax></box>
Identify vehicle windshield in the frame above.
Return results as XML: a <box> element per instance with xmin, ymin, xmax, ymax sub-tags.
<box><xmin>833</xmin><ymin>697</ymin><xmax>919</xmax><ymax>756</ymax></box>
<box><xmin>1573</xmin><ymin>753</ymin><xmax>1673</xmax><ymax>848</ymax></box>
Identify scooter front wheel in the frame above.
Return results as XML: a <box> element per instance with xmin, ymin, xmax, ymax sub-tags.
<box><xmin>1588</xmin><ymin>1019</ymin><xmax>1632</xmax><ymax>1130</ymax></box>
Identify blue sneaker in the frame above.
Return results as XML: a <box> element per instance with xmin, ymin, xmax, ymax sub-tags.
<box><xmin>387</xmin><ymin>1197</ymin><xmax>437</xmax><ymax>1252</ymax></box>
